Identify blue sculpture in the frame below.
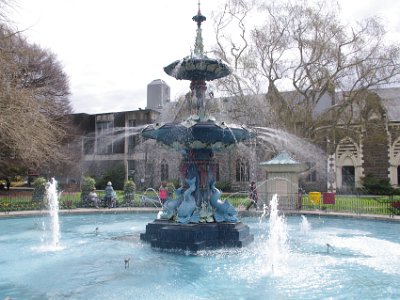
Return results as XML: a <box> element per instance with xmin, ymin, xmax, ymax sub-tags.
<box><xmin>177</xmin><ymin>177</ymin><xmax>197</xmax><ymax>224</ymax></box>
<box><xmin>158</xmin><ymin>187</ymin><xmax>183</xmax><ymax>220</ymax></box>
<box><xmin>209</xmin><ymin>180</ymin><xmax>238</xmax><ymax>223</ymax></box>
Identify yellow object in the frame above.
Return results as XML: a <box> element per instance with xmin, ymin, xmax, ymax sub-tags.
<box><xmin>309</xmin><ymin>192</ymin><xmax>321</xmax><ymax>204</ymax></box>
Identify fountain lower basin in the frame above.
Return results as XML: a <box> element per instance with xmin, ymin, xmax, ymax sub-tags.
<box><xmin>1</xmin><ymin>212</ymin><xmax>399</xmax><ymax>299</ymax></box>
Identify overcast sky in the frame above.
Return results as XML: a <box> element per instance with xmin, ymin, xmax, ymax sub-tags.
<box><xmin>10</xmin><ymin>0</ymin><xmax>400</xmax><ymax>114</ymax></box>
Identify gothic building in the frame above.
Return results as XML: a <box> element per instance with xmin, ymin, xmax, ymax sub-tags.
<box><xmin>328</xmin><ymin>88</ymin><xmax>400</xmax><ymax>193</ymax></box>
<box><xmin>70</xmin><ymin>79</ymin><xmax>400</xmax><ymax>193</ymax></box>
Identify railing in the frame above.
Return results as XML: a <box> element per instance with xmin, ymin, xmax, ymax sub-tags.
<box><xmin>258</xmin><ymin>193</ymin><xmax>300</xmax><ymax>211</ymax></box>
<box><xmin>1</xmin><ymin>190</ymin><xmax>400</xmax><ymax>216</ymax></box>
<box><xmin>0</xmin><ymin>191</ymin><xmax>138</xmax><ymax>211</ymax></box>
<box><xmin>258</xmin><ymin>192</ymin><xmax>400</xmax><ymax>216</ymax></box>
<box><xmin>301</xmin><ymin>195</ymin><xmax>400</xmax><ymax>216</ymax></box>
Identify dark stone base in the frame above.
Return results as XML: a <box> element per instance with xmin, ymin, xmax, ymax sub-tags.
<box><xmin>140</xmin><ymin>219</ymin><xmax>254</xmax><ymax>252</ymax></box>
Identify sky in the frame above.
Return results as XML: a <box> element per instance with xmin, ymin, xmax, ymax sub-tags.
<box><xmin>9</xmin><ymin>0</ymin><xmax>400</xmax><ymax>114</ymax></box>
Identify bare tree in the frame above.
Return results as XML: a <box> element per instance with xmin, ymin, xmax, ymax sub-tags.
<box><xmin>209</xmin><ymin>0</ymin><xmax>272</xmax><ymax>125</ymax></box>
<box><xmin>0</xmin><ymin>19</ymin><xmax>76</xmax><ymax>178</ymax></box>
<box><xmin>0</xmin><ymin>0</ymin><xmax>14</xmax><ymax>23</ymax></box>
<box><xmin>211</xmin><ymin>0</ymin><xmax>400</xmax><ymax>140</ymax></box>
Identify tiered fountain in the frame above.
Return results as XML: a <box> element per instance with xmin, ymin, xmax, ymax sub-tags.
<box><xmin>140</xmin><ymin>3</ymin><xmax>255</xmax><ymax>251</ymax></box>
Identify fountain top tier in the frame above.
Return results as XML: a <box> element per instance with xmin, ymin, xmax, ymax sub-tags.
<box><xmin>163</xmin><ymin>2</ymin><xmax>231</xmax><ymax>82</ymax></box>
<box><xmin>142</xmin><ymin>3</ymin><xmax>254</xmax><ymax>149</ymax></box>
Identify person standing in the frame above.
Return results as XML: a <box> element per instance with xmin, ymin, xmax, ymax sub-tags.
<box><xmin>246</xmin><ymin>181</ymin><xmax>258</xmax><ymax>211</ymax></box>
<box><xmin>159</xmin><ymin>182</ymin><xmax>168</xmax><ymax>205</ymax></box>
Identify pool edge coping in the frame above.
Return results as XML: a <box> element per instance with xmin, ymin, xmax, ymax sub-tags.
<box><xmin>1</xmin><ymin>208</ymin><xmax>399</xmax><ymax>222</ymax></box>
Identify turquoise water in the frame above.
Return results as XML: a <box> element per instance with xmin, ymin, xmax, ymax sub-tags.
<box><xmin>1</xmin><ymin>212</ymin><xmax>399</xmax><ymax>299</ymax></box>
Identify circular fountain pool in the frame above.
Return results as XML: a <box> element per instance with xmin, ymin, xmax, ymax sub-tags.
<box><xmin>1</xmin><ymin>212</ymin><xmax>399</xmax><ymax>299</ymax></box>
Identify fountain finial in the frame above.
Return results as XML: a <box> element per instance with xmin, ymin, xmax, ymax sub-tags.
<box><xmin>192</xmin><ymin>1</ymin><xmax>206</xmax><ymax>56</ymax></box>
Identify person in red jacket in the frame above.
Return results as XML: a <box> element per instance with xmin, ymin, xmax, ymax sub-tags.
<box><xmin>159</xmin><ymin>182</ymin><xmax>168</xmax><ymax>205</ymax></box>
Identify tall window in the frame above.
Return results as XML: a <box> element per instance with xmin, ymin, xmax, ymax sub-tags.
<box><xmin>96</xmin><ymin>121</ymin><xmax>113</xmax><ymax>154</ymax></box>
<box><xmin>236</xmin><ymin>158</ymin><xmax>249</xmax><ymax>182</ymax></box>
<box><xmin>342</xmin><ymin>166</ymin><xmax>355</xmax><ymax>187</ymax></box>
<box><xmin>83</xmin><ymin>136</ymin><xmax>94</xmax><ymax>154</ymax></box>
<box><xmin>307</xmin><ymin>170</ymin><xmax>317</xmax><ymax>182</ymax></box>
<box><xmin>161</xmin><ymin>159</ymin><xmax>169</xmax><ymax>181</ymax></box>
<box><xmin>397</xmin><ymin>166</ymin><xmax>400</xmax><ymax>185</ymax></box>
<box><xmin>128</xmin><ymin>120</ymin><xmax>137</xmax><ymax>153</ymax></box>
<box><xmin>128</xmin><ymin>160</ymin><xmax>135</xmax><ymax>180</ymax></box>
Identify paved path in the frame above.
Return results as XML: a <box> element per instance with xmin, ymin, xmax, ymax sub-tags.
<box><xmin>1</xmin><ymin>207</ymin><xmax>399</xmax><ymax>222</ymax></box>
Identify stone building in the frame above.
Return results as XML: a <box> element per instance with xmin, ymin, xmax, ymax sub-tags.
<box><xmin>329</xmin><ymin>88</ymin><xmax>400</xmax><ymax>193</ymax></box>
<box><xmin>69</xmin><ymin>79</ymin><xmax>400</xmax><ymax>194</ymax></box>
<box><xmin>70</xmin><ymin>108</ymin><xmax>161</xmax><ymax>189</ymax></box>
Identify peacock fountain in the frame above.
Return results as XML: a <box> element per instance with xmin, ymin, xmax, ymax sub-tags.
<box><xmin>140</xmin><ymin>3</ymin><xmax>255</xmax><ymax>251</ymax></box>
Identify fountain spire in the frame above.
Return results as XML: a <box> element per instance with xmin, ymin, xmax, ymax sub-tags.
<box><xmin>192</xmin><ymin>0</ymin><xmax>206</xmax><ymax>57</ymax></box>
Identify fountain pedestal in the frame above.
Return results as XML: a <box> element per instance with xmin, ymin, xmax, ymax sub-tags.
<box><xmin>140</xmin><ymin>4</ymin><xmax>255</xmax><ymax>252</ymax></box>
<box><xmin>140</xmin><ymin>220</ymin><xmax>253</xmax><ymax>252</ymax></box>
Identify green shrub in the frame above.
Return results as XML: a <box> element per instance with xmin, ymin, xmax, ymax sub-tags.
<box><xmin>32</xmin><ymin>177</ymin><xmax>47</xmax><ymax>204</ymax></box>
<box><xmin>96</xmin><ymin>165</ymin><xmax>125</xmax><ymax>190</ymax></box>
<box><xmin>362</xmin><ymin>174</ymin><xmax>394</xmax><ymax>195</ymax></box>
<box><xmin>124</xmin><ymin>180</ymin><xmax>136</xmax><ymax>201</ymax></box>
<box><xmin>216</xmin><ymin>181</ymin><xmax>232</xmax><ymax>192</ymax></box>
<box><xmin>166</xmin><ymin>182</ymin><xmax>176</xmax><ymax>198</ymax></box>
<box><xmin>81</xmin><ymin>176</ymin><xmax>96</xmax><ymax>203</ymax></box>
<box><xmin>169</xmin><ymin>178</ymin><xmax>181</xmax><ymax>189</ymax></box>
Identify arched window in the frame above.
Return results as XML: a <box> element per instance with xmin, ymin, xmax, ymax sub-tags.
<box><xmin>236</xmin><ymin>158</ymin><xmax>249</xmax><ymax>182</ymax></box>
<box><xmin>161</xmin><ymin>159</ymin><xmax>169</xmax><ymax>181</ymax></box>
<box><xmin>397</xmin><ymin>166</ymin><xmax>400</xmax><ymax>185</ymax></box>
<box><xmin>342</xmin><ymin>165</ymin><xmax>355</xmax><ymax>187</ymax></box>
<box><xmin>336</xmin><ymin>137</ymin><xmax>360</xmax><ymax>189</ymax></box>
<box><xmin>390</xmin><ymin>138</ymin><xmax>400</xmax><ymax>186</ymax></box>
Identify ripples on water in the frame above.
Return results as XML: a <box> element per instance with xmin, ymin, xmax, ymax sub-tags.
<box><xmin>0</xmin><ymin>212</ymin><xmax>399</xmax><ymax>299</ymax></box>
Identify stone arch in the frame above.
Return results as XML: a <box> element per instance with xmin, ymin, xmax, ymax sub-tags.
<box><xmin>389</xmin><ymin>137</ymin><xmax>400</xmax><ymax>186</ymax></box>
<box><xmin>335</xmin><ymin>137</ymin><xmax>362</xmax><ymax>189</ymax></box>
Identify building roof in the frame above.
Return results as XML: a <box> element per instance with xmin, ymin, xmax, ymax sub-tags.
<box><xmin>259</xmin><ymin>151</ymin><xmax>308</xmax><ymax>172</ymax></box>
<box><xmin>148</xmin><ymin>79</ymin><xmax>169</xmax><ymax>86</ymax></box>
<box><xmin>374</xmin><ymin>87</ymin><xmax>400</xmax><ymax>121</ymax></box>
<box><xmin>260</xmin><ymin>151</ymin><xmax>301</xmax><ymax>165</ymax></box>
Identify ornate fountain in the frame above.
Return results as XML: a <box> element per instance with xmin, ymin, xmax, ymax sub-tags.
<box><xmin>140</xmin><ymin>3</ymin><xmax>254</xmax><ymax>251</ymax></box>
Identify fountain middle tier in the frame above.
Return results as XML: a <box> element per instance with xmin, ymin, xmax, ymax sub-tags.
<box><xmin>141</xmin><ymin>115</ymin><xmax>255</xmax><ymax>152</ymax></box>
